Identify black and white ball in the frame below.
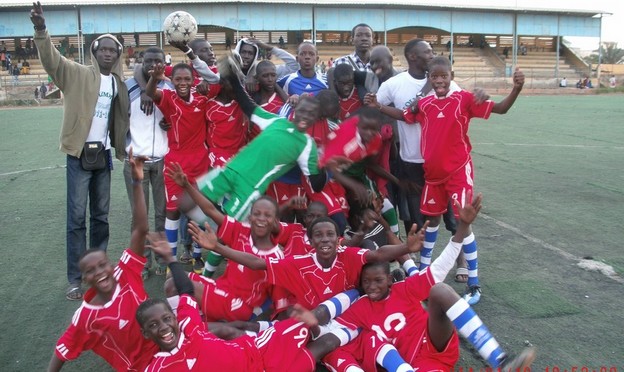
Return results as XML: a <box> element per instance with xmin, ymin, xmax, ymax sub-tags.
<box><xmin>163</xmin><ymin>11</ymin><xmax>198</xmax><ymax>43</ymax></box>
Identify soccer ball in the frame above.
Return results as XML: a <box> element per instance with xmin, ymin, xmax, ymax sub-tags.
<box><xmin>163</xmin><ymin>11</ymin><xmax>198</xmax><ymax>43</ymax></box>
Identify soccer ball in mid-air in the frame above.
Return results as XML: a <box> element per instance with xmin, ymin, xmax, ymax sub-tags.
<box><xmin>163</xmin><ymin>11</ymin><xmax>198</xmax><ymax>43</ymax></box>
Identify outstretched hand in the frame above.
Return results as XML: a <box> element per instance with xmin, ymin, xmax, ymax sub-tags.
<box><xmin>165</xmin><ymin>162</ymin><xmax>190</xmax><ymax>187</ymax></box>
<box><xmin>406</xmin><ymin>220</ymin><xmax>429</xmax><ymax>253</ymax></box>
<box><xmin>128</xmin><ymin>147</ymin><xmax>148</xmax><ymax>182</ymax></box>
<box><xmin>473</xmin><ymin>88</ymin><xmax>490</xmax><ymax>104</ymax></box>
<box><xmin>146</xmin><ymin>232</ymin><xmax>175</xmax><ymax>264</ymax></box>
<box><xmin>286</xmin><ymin>196</ymin><xmax>307</xmax><ymax>210</ymax></box>
<box><xmin>187</xmin><ymin>222</ymin><xmax>218</xmax><ymax>251</ymax></box>
<box><xmin>30</xmin><ymin>2</ymin><xmax>46</xmax><ymax>28</ymax></box>
<box><xmin>453</xmin><ymin>192</ymin><xmax>483</xmax><ymax>225</ymax></box>
<box><xmin>149</xmin><ymin>63</ymin><xmax>165</xmax><ymax>80</ymax></box>
<box><xmin>169</xmin><ymin>40</ymin><xmax>189</xmax><ymax>53</ymax></box>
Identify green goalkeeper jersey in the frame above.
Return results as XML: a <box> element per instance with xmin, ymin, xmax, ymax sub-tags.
<box><xmin>226</xmin><ymin>107</ymin><xmax>319</xmax><ymax>191</ymax></box>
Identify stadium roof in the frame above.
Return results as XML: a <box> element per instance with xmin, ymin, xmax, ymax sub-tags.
<box><xmin>0</xmin><ymin>0</ymin><xmax>609</xmax><ymax>16</ymax></box>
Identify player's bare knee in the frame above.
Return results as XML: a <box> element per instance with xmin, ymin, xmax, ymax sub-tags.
<box><xmin>429</xmin><ymin>283</ymin><xmax>458</xmax><ymax>310</ymax></box>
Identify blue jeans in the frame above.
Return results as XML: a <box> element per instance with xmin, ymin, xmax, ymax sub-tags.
<box><xmin>66</xmin><ymin>154</ymin><xmax>111</xmax><ymax>285</ymax></box>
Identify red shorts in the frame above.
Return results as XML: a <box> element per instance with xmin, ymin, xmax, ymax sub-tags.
<box><xmin>256</xmin><ymin>318</ymin><xmax>316</xmax><ymax>372</ymax></box>
<box><xmin>266</xmin><ymin>181</ymin><xmax>306</xmax><ymax>206</ymax></box>
<box><xmin>421</xmin><ymin>161</ymin><xmax>474</xmax><ymax>217</ymax></box>
<box><xmin>398</xmin><ymin>325</ymin><xmax>459</xmax><ymax>371</ymax></box>
<box><xmin>322</xmin><ymin>330</ymin><xmax>386</xmax><ymax>372</ymax></box>
<box><xmin>164</xmin><ymin>148</ymin><xmax>209</xmax><ymax>211</ymax></box>
<box><xmin>190</xmin><ymin>273</ymin><xmax>254</xmax><ymax>322</ymax></box>
<box><xmin>307</xmin><ymin>180</ymin><xmax>347</xmax><ymax>216</ymax></box>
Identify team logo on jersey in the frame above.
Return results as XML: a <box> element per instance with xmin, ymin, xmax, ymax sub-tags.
<box><xmin>186</xmin><ymin>358</ymin><xmax>197</xmax><ymax>369</ymax></box>
<box><xmin>119</xmin><ymin>319</ymin><xmax>129</xmax><ymax>329</ymax></box>
<box><xmin>305</xmin><ymin>84</ymin><xmax>312</xmax><ymax>90</ymax></box>
<box><xmin>437</xmin><ymin>112</ymin><xmax>445</xmax><ymax>118</ymax></box>
<box><xmin>427</xmin><ymin>198</ymin><xmax>436</xmax><ymax>205</ymax></box>
<box><xmin>323</xmin><ymin>286</ymin><xmax>332</xmax><ymax>295</ymax></box>
<box><xmin>337</xmin><ymin>358</ymin><xmax>345</xmax><ymax>366</ymax></box>
<box><xmin>171</xmin><ymin>195</ymin><xmax>178</xmax><ymax>201</ymax></box>
<box><xmin>193</xmin><ymin>107</ymin><xmax>201</xmax><ymax>112</ymax></box>
<box><xmin>228</xmin><ymin>115</ymin><xmax>235</xmax><ymax>121</ymax></box>
<box><xmin>281</xmin><ymin>195</ymin><xmax>289</xmax><ymax>201</ymax></box>
<box><xmin>231</xmin><ymin>298</ymin><xmax>243</xmax><ymax>311</ymax></box>
<box><xmin>238</xmin><ymin>264</ymin><xmax>245</xmax><ymax>272</ymax></box>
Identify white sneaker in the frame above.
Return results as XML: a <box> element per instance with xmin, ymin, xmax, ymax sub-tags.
<box><xmin>463</xmin><ymin>285</ymin><xmax>482</xmax><ymax>305</ymax></box>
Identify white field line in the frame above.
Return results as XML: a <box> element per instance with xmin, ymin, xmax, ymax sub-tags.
<box><xmin>473</xmin><ymin>142</ymin><xmax>624</xmax><ymax>150</ymax></box>
<box><xmin>481</xmin><ymin>213</ymin><xmax>623</xmax><ymax>284</ymax></box>
<box><xmin>0</xmin><ymin>165</ymin><xmax>65</xmax><ymax>177</ymax></box>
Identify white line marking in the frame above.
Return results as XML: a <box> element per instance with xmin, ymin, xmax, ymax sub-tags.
<box><xmin>481</xmin><ymin>213</ymin><xmax>623</xmax><ymax>283</ymax></box>
<box><xmin>0</xmin><ymin>165</ymin><xmax>65</xmax><ymax>177</ymax></box>
<box><xmin>474</xmin><ymin>142</ymin><xmax>624</xmax><ymax>150</ymax></box>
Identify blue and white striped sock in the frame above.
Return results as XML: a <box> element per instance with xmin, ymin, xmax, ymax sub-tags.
<box><xmin>463</xmin><ymin>233</ymin><xmax>479</xmax><ymax>287</ymax></box>
<box><xmin>320</xmin><ymin>289</ymin><xmax>360</xmax><ymax>319</ymax></box>
<box><xmin>376</xmin><ymin>343</ymin><xmax>414</xmax><ymax>372</ymax></box>
<box><xmin>192</xmin><ymin>241</ymin><xmax>202</xmax><ymax>259</ymax></box>
<box><xmin>165</xmin><ymin>218</ymin><xmax>179</xmax><ymax>256</ymax></box>
<box><xmin>402</xmin><ymin>258</ymin><xmax>419</xmax><ymax>277</ymax></box>
<box><xmin>419</xmin><ymin>225</ymin><xmax>439</xmax><ymax>270</ymax></box>
<box><xmin>447</xmin><ymin>298</ymin><xmax>507</xmax><ymax>367</ymax></box>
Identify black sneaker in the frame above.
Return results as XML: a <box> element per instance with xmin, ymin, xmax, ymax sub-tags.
<box><xmin>193</xmin><ymin>257</ymin><xmax>205</xmax><ymax>274</ymax></box>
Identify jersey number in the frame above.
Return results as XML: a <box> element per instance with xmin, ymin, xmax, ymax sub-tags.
<box><xmin>371</xmin><ymin>312</ymin><xmax>406</xmax><ymax>342</ymax></box>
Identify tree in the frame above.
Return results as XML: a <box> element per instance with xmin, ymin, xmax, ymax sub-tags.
<box><xmin>584</xmin><ymin>42</ymin><xmax>624</xmax><ymax>65</ymax></box>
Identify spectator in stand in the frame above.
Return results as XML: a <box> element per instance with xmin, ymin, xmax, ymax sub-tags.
<box><xmin>559</xmin><ymin>77</ymin><xmax>567</xmax><ymax>88</ymax></box>
<box><xmin>503</xmin><ymin>46</ymin><xmax>509</xmax><ymax>59</ymax></box>
<box><xmin>40</xmin><ymin>82</ymin><xmax>47</xmax><ymax>99</ymax></box>
<box><xmin>609</xmin><ymin>75</ymin><xmax>617</xmax><ymax>88</ymax></box>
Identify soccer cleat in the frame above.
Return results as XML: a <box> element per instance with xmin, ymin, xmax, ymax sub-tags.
<box><xmin>499</xmin><ymin>347</ymin><xmax>536</xmax><ymax>372</ymax></box>
<box><xmin>463</xmin><ymin>285</ymin><xmax>482</xmax><ymax>305</ymax></box>
<box><xmin>179</xmin><ymin>249</ymin><xmax>193</xmax><ymax>264</ymax></box>
<box><xmin>193</xmin><ymin>257</ymin><xmax>205</xmax><ymax>275</ymax></box>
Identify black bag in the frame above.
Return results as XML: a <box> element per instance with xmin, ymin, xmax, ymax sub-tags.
<box><xmin>81</xmin><ymin>141</ymin><xmax>107</xmax><ymax>171</ymax></box>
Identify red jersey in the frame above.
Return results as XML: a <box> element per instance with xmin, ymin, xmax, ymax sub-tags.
<box><xmin>54</xmin><ymin>249</ymin><xmax>158</xmax><ymax>371</ymax></box>
<box><xmin>206</xmin><ymin>99</ymin><xmax>249</xmax><ymax>166</ymax></box>
<box><xmin>216</xmin><ymin>216</ymin><xmax>286</xmax><ymax>309</ymax></box>
<box><xmin>275</xmin><ymin>222</ymin><xmax>313</xmax><ymax>257</ymax></box>
<box><xmin>156</xmin><ymin>89</ymin><xmax>209</xmax><ymax>152</ymax></box>
<box><xmin>339</xmin><ymin>87</ymin><xmax>362</xmax><ymax>121</ymax></box>
<box><xmin>320</xmin><ymin>115</ymin><xmax>383</xmax><ymax>168</ymax></box>
<box><xmin>335</xmin><ymin>270</ymin><xmax>458</xmax><ymax>368</ymax></box>
<box><xmin>403</xmin><ymin>90</ymin><xmax>494</xmax><ymax>182</ymax></box>
<box><xmin>260</xmin><ymin>92</ymin><xmax>285</xmax><ymax>115</ymax></box>
<box><xmin>265</xmin><ymin>247</ymin><xmax>368</xmax><ymax>309</ymax></box>
<box><xmin>146</xmin><ymin>295</ymin><xmax>262</xmax><ymax>372</ymax></box>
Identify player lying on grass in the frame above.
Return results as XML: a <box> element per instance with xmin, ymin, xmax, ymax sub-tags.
<box><xmin>319</xmin><ymin>193</ymin><xmax>535</xmax><ymax>372</ymax></box>
<box><xmin>138</xmin><ymin>234</ymin><xmax>347</xmax><ymax>372</ymax></box>
<box><xmin>47</xmin><ymin>149</ymin><xmax>159</xmax><ymax>372</ymax></box>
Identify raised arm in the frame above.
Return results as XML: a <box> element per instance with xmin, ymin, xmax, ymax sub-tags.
<box><xmin>147</xmin><ymin>232</ymin><xmax>195</xmax><ymax>296</ymax></box>
<box><xmin>491</xmin><ymin>68</ymin><xmax>524</xmax><ymax>114</ymax></box>
<box><xmin>188</xmin><ymin>222</ymin><xmax>267</xmax><ymax>270</ymax></box>
<box><xmin>145</xmin><ymin>63</ymin><xmax>165</xmax><ymax>103</ymax></box>
<box><xmin>364</xmin><ymin>93</ymin><xmax>404</xmax><ymax>121</ymax></box>
<box><xmin>165</xmin><ymin>162</ymin><xmax>225</xmax><ymax>226</ymax></box>
<box><xmin>128</xmin><ymin>148</ymin><xmax>149</xmax><ymax>257</ymax></box>
<box><xmin>365</xmin><ymin>222</ymin><xmax>428</xmax><ymax>263</ymax></box>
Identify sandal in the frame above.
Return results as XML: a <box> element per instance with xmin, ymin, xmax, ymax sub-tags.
<box><xmin>455</xmin><ymin>267</ymin><xmax>469</xmax><ymax>283</ymax></box>
<box><xmin>66</xmin><ymin>285</ymin><xmax>83</xmax><ymax>301</ymax></box>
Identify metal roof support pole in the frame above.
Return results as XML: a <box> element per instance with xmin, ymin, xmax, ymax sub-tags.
<box><xmin>383</xmin><ymin>8</ymin><xmax>387</xmax><ymax>47</ymax></box>
<box><xmin>597</xmin><ymin>13</ymin><xmax>603</xmax><ymax>82</ymax></box>
<box><xmin>556</xmin><ymin>15</ymin><xmax>560</xmax><ymax>80</ymax></box>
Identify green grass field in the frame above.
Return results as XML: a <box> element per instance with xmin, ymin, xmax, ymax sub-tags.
<box><xmin>1</xmin><ymin>95</ymin><xmax>623</xmax><ymax>371</ymax></box>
